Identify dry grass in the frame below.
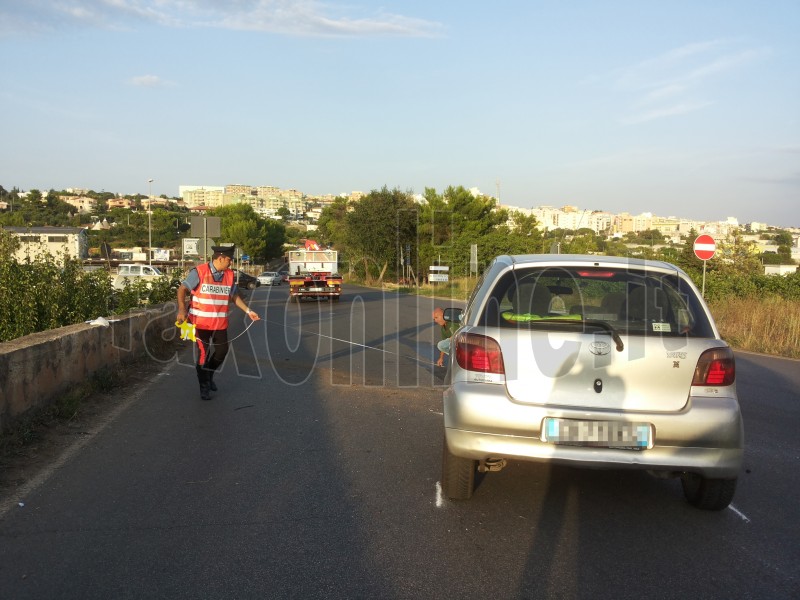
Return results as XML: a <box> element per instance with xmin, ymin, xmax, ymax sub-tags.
<box><xmin>380</xmin><ymin>279</ymin><xmax>477</xmax><ymax>301</ymax></box>
<box><xmin>708</xmin><ymin>296</ymin><xmax>800</xmax><ymax>359</ymax></box>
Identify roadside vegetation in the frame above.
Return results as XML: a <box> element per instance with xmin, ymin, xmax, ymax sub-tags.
<box><xmin>0</xmin><ymin>231</ymin><xmax>179</xmax><ymax>342</ymax></box>
<box><xmin>1</xmin><ymin>184</ymin><xmax>797</xmax><ymax>359</ymax></box>
<box><xmin>710</xmin><ymin>296</ymin><xmax>800</xmax><ymax>359</ymax></box>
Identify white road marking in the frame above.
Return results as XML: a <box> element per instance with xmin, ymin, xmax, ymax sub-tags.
<box><xmin>435</xmin><ymin>481</ymin><xmax>444</xmax><ymax>508</ymax></box>
<box><xmin>728</xmin><ymin>504</ymin><xmax>750</xmax><ymax>522</ymax></box>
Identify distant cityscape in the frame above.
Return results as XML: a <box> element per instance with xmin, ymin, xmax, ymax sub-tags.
<box><xmin>3</xmin><ymin>183</ymin><xmax>799</xmax><ymax>264</ymax></box>
<box><xmin>142</xmin><ymin>183</ymin><xmax>800</xmax><ymax>257</ymax></box>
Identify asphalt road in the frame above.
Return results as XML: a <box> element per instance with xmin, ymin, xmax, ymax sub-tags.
<box><xmin>0</xmin><ymin>283</ymin><xmax>797</xmax><ymax>599</ymax></box>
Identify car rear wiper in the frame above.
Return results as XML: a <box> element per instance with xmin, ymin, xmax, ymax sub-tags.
<box><xmin>581</xmin><ymin>319</ymin><xmax>624</xmax><ymax>352</ymax></box>
<box><xmin>526</xmin><ymin>318</ymin><xmax>625</xmax><ymax>352</ymax></box>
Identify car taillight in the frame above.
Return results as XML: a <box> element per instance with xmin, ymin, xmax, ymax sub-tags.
<box><xmin>692</xmin><ymin>347</ymin><xmax>735</xmax><ymax>386</ymax></box>
<box><xmin>455</xmin><ymin>332</ymin><xmax>505</xmax><ymax>374</ymax></box>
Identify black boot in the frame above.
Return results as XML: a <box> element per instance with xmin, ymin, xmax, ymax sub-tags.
<box><xmin>208</xmin><ymin>371</ymin><xmax>218</xmax><ymax>392</ymax></box>
<box><xmin>196</xmin><ymin>365</ymin><xmax>211</xmax><ymax>401</ymax></box>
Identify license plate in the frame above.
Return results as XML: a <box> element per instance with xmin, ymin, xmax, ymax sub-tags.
<box><xmin>542</xmin><ymin>418</ymin><xmax>652</xmax><ymax>449</ymax></box>
<box><xmin>308</xmin><ymin>287</ymin><xmax>325</xmax><ymax>292</ymax></box>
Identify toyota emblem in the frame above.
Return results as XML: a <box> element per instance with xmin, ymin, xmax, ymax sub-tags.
<box><xmin>589</xmin><ymin>341</ymin><xmax>611</xmax><ymax>356</ymax></box>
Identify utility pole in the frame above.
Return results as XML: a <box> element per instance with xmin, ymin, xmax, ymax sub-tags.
<box><xmin>147</xmin><ymin>178</ymin><xmax>154</xmax><ymax>265</ymax></box>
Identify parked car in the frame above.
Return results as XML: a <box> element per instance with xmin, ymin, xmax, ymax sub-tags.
<box><xmin>112</xmin><ymin>263</ymin><xmax>165</xmax><ymax>291</ymax></box>
<box><xmin>257</xmin><ymin>271</ymin><xmax>281</xmax><ymax>286</ymax></box>
<box><xmin>442</xmin><ymin>254</ymin><xmax>743</xmax><ymax>510</ymax></box>
<box><xmin>232</xmin><ymin>269</ymin><xmax>260</xmax><ymax>291</ymax></box>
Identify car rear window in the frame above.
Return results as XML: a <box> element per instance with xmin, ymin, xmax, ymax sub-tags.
<box><xmin>478</xmin><ymin>266</ymin><xmax>715</xmax><ymax>337</ymax></box>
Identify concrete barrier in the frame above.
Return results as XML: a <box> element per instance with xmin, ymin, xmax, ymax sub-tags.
<box><xmin>0</xmin><ymin>304</ymin><xmax>177</xmax><ymax>433</ymax></box>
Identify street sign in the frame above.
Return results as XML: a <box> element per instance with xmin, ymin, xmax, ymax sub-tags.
<box><xmin>470</xmin><ymin>244</ymin><xmax>478</xmax><ymax>274</ymax></box>
<box><xmin>429</xmin><ymin>265</ymin><xmax>449</xmax><ymax>283</ymax></box>
<box><xmin>190</xmin><ymin>216</ymin><xmax>221</xmax><ymax>238</ymax></box>
<box><xmin>184</xmin><ymin>237</ymin><xmax>216</xmax><ymax>257</ymax></box>
<box><xmin>183</xmin><ymin>238</ymin><xmax>199</xmax><ymax>256</ymax></box>
<box><xmin>694</xmin><ymin>234</ymin><xmax>716</xmax><ymax>261</ymax></box>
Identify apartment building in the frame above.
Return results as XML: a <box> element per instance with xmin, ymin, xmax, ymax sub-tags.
<box><xmin>183</xmin><ymin>188</ymin><xmax>226</xmax><ymax>208</ymax></box>
<box><xmin>58</xmin><ymin>196</ymin><xmax>94</xmax><ymax>213</ymax></box>
<box><xmin>3</xmin><ymin>226</ymin><xmax>89</xmax><ymax>263</ymax></box>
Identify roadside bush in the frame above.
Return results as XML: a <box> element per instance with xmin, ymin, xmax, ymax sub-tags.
<box><xmin>0</xmin><ymin>256</ymin><xmax>113</xmax><ymax>342</ymax></box>
<box><xmin>111</xmin><ymin>275</ymin><xmax>180</xmax><ymax>314</ymax></box>
<box><xmin>703</xmin><ymin>270</ymin><xmax>800</xmax><ymax>302</ymax></box>
<box><xmin>0</xmin><ymin>252</ymin><xmax>182</xmax><ymax>342</ymax></box>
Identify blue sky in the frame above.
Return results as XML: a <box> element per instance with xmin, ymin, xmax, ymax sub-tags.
<box><xmin>1</xmin><ymin>1</ymin><xmax>798</xmax><ymax>227</ymax></box>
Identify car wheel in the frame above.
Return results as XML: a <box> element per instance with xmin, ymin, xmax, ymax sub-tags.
<box><xmin>681</xmin><ymin>473</ymin><xmax>737</xmax><ymax>510</ymax></box>
<box><xmin>442</xmin><ymin>437</ymin><xmax>476</xmax><ymax>500</ymax></box>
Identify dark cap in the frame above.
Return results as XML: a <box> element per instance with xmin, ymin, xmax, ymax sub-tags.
<box><xmin>211</xmin><ymin>244</ymin><xmax>235</xmax><ymax>258</ymax></box>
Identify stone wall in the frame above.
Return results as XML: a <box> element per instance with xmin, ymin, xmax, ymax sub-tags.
<box><xmin>0</xmin><ymin>306</ymin><xmax>176</xmax><ymax>433</ymax></box>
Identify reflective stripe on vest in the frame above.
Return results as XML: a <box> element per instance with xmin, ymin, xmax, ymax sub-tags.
<box><xmin>189</xmin><ymin>263</ymin><xmax>234</xmax><ymax>330</ymax></box>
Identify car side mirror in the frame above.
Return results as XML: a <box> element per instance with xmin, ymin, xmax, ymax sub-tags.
<box><xmin>443</xmin><ymin>307</ymin><xmax>463</xmax><ymax>323</ymax></box>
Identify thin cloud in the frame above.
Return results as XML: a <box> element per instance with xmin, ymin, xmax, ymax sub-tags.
<box><xmin>609</xmin><ymin>40</ymin><xmax>768</xmax><ymax>125</ymax></box>
<box><xmin>220</xmin><ymin>7</ymin><xmax>441</xmax><ymax>37</ymax></box>
<box><xmin>622</xmin><ymin>101</ymin><xmax>714</xmax><ymax>125</ymax></box>
<box><xmin>127</xmin><ymin>75</ymin><xmax>173</xmax><ymax>88</ymax></box>
<box><xmin>637</xmin><ymin>83</ymin><xmax>687</xmax><ymax>105</ymax></box>
<box><xmin>0</xmin><ymin>0</ymin><xmax>443</xmax><ymax>38</ymax></box>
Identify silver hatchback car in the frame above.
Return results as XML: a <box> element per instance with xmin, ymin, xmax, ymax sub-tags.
<box><xmin>442</xmin><ymin>254</ymin><xmax>743</xmax><ymax>510</ymax></box>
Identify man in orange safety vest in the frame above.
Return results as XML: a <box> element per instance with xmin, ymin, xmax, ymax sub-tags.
<box><xmin>176</xmin><ymin>244</ymin><xmax>260</xmax><ymax>400</ymax></box>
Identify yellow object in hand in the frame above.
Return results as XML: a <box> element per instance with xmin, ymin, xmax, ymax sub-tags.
<box><xmin>176</xmin><ymin>320</ymin><xmax>196</xmax><ymax>341</ymax></box>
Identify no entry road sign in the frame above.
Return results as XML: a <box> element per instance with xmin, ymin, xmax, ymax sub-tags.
<box><xmin>694</xmin><ymin>234</ymin><xmax>716</xmax><ymax>261</ymax></box>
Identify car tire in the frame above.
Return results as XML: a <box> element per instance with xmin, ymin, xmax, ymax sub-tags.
<box><xmin>442</xmin><ymin>437</ymin><xmax>476</xmax><ymax>500</ymax></box>
<box><xmin>681</xmin><ymin>473</ymin><xmax>737</xmax><ymax>510</ymax></box>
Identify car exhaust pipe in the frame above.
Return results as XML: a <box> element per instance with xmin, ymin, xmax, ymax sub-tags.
<box><xmin>478</xmin><ymin>458</ymin><xmax>507</xmax><ymax>473</ymax></box>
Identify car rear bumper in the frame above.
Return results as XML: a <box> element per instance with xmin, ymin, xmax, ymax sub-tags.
<box><xmin>443</xmin><ymin>383</ymin><xmax>744</xmax><ymax>478</ymax></box>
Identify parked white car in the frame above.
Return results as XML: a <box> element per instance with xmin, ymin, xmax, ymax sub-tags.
<box><xmin>112</xmin><ymin>264</ymin><xmax>165</xmax><ymax>291</ymax></box>
<box><xmin>442</xmin><ymin>254</ymin><xmax>744</xmax><ymax>510</ymax></box>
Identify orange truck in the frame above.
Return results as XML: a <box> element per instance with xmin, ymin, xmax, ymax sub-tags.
<box><xmin>286</xmin><ymin>240</ymin><xmax>342</xmax><ymax>302</ymax></box>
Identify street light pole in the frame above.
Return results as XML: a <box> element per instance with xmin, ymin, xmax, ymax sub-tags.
<box><xmin>147</xmin><ymin>178</ymin><xmax>154</xmax><ymax>265</ymax></box>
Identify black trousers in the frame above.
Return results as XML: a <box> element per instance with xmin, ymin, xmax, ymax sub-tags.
<box><xmin>195</xmin><ymin>327</ymin><xmax>229</xmax><ymax>371</ymax></box>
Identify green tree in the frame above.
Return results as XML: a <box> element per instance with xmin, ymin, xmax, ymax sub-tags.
<box><xmin>346</xmin><ymin>186</ymin><xmax>418</xmax><ymax>283</ymax></box>
<box><xmin>501</xmin><ymin>211</ymin><xmax>545</xmax><ymax>255</ymax></box>
<box><xmin>715</xmin><ymin>230</ymin><xmax>762</xmax><ymax>276</ymax></box>
<box><xmin>316</xmin><ymin>197</ymin><xmax>352</xmax><ymax>250</ymax></box>
<box><xmin>774</xmin><ymin>231</ymin><xmax>793</xmax><ymax>246</ymax></box>
<box><xmin>674</xmin><ymin>229</ymin><xmax>703</xmax><ymax>278</ymax></box>
<box><xmin>207</xmin><ymin>204</ymin><xmax>285</xmax><ymax>262</ymax></box>
<box><xmin>417</xmin><ymin>186</ymin><xmax>510</xmax><ymax>277</ymax></box>
<box><xmin>761</xmin><ymin>251</ymin><xmax>783</xmax><ymax>265</ymax></box>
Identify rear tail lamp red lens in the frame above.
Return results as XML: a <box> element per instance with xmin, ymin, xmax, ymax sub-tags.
<box><xmin>455</xmin><ymin>332</ymin><xmax>505</xmax><ymax>374</ymax></box>
<box><xmin>692</xmin><ymin>347</ymin><xmax>735</xmax><ymax>386</ymax></box>
<box><xmin>576</xmin><ymin>271</ymin><xmax>615</xmax><ymax>278</ymax></box>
